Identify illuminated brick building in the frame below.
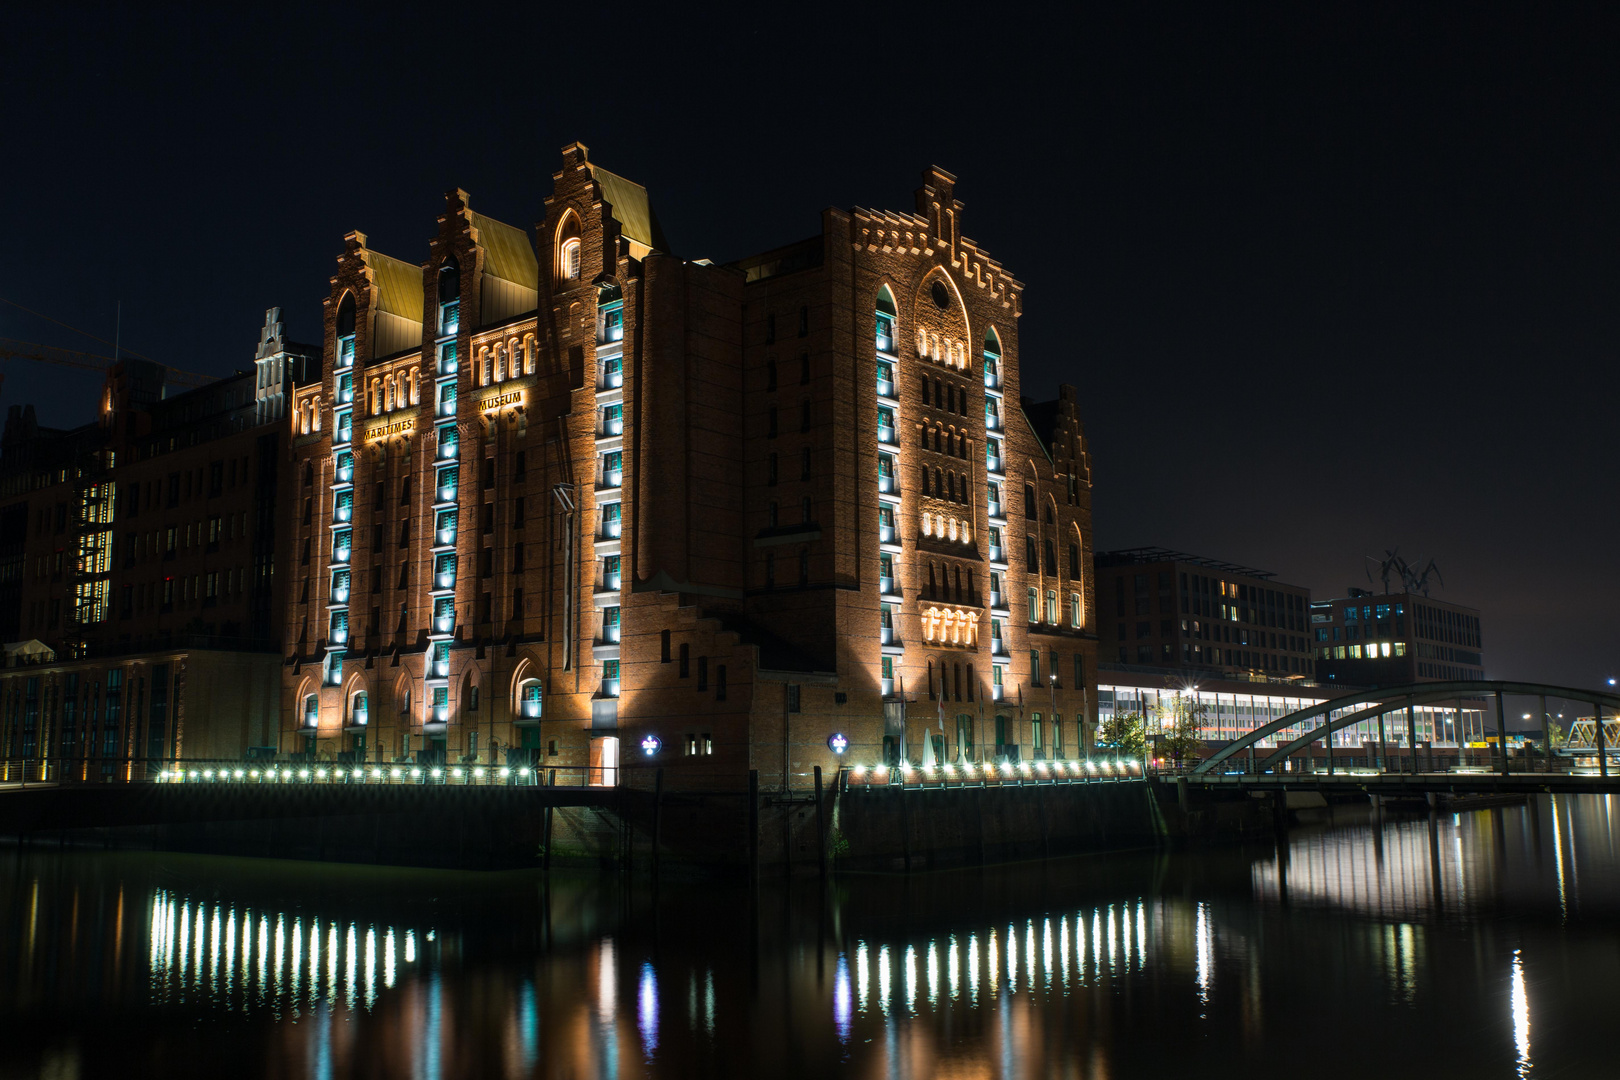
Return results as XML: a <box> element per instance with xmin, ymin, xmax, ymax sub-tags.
<box><xmin>283</xmin><ymin>144</ymin><xmax>1096</xmax><ymax>788</ymax></box>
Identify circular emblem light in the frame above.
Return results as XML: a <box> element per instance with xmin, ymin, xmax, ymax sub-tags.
<box><xmin>828</xmin><ymin>732</ymin><xmax>849</xmax><ymax>755</ymax></box>
<box><xmin>640</xmin><ymin>734</ymin><xmax>662</xmax><ymax>756</ymax></box>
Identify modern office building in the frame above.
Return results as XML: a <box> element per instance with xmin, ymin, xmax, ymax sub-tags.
<box><xmin>1311</xmin><ymin>589</ymin><xmax>1484</xmax><ymax>686</ymax></box>
<box><xmin>0</xmin><ymin>310</ymin><xmax>318</xmax><ymax>772</ymax></box>
<box><xmin>1094</xmin><ymin>549</ymin><xmax>1315</xmax><ymax>679</ymax></box>
<box><xmin>283</xmin><ymin>144</ymin><xmax>1097</xmax><ymax>789</ymax></box>
<box><xmin>1098</xmin><ymin>665</ymin><xmax>1479</xmax><ymax>754</ymax></box>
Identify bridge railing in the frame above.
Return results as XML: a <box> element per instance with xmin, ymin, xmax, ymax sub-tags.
<box><xmin>0</xmin><ymin>757</ymin><xmax>613</xmax><ymax>789</ymax></box>
<box><xmin>1187</xmin><ymin>747</ymin><xmax>1611</xmax><ymax>777</ymax></box>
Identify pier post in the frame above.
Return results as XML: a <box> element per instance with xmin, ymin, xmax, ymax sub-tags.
<box><xmin>748</xmin><ymin>770</ymin><xmax>759</xmax><ymax>882</ymax></box>
<box><xmin>1596</xmin><ymin>704</ymin><xmax>1608</xmax><ymax>780</ymax></box>
<box><xmin>1376</xmin><ymin>710</ymin><xmax>1387</xmax><ymax>773</ymax></box>
<box><xmin>900</xmin><ymin>784</ymin><xmax>912</xmax><ymax>873</ymax></box>
<box><xmin>652</xmin><ymin>767</ymin><xmax>663</xmax><ymax>880</ymax></box>
<box><xmin>1496</xmin><ymin>691</ymin><xmax>1509</xmax><ymax>777</ymax></box>
<box><xmin>1406</xmin><ymin>696</ymin><xmax>1417</xmax><ymax>774</ymax></box>
<box><xmin>543</xmin><ymin>768</ymin><xmax>555</xmax><ymax>874</ymax></box>
<box><xmin>814</xmin><ymin>765</ymin><xmax>825</xmax><ymax>878</ymax></box>
<box><xmin>1539</xmin><ymin>695</ymin><xmax>1550</xmax><ymax>773</ymax></box>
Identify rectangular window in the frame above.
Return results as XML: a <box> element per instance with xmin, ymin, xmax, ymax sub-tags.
<box><xmin>661</xmin><ymin>629</ymin><xmax>671</xmax><ymax>663</ymax></box>
<box><xmin>1027</xmin><ymin>587</ymin><xmax>1038</xmax><ymax>623</ymax></box>
<box><xmin>786</xmin><ymin>684</ymin><xmax>800</xmax><ymax>713</ymax></box>
<box><xmin>679</xmin><ymin>643</ymin><xmax>690</xmax><ymax>677</ymax></box>
<box><xmin>697</xmin><ymin>655</ymin><xmax>708</xmax><ymax>691</ymax></box>
<box><xmin>1030</xmin><ymin>649</ymin><xmax>1041</xmax><ymax>682</ymax></box>
<box><xmin>716</xmin><ymin>665</ymin><xmax>727</xmax><ymax>701</ymax></box>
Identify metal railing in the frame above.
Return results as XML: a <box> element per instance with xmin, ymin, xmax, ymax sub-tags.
<box><xmin>0</xmin><ymin>756</ymin><xmax>622</xmax><ymax>789</ymax></box>
<box><xmin>847</xmin><ymin>757</ymin><xmax>1144</xmax><ymax>789</ymax></box>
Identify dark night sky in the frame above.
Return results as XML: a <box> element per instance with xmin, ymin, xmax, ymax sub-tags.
<box><xmin>4</xmin><ymin>4</ymin><xmax>1616</xmax><ymax>688</ymax></box>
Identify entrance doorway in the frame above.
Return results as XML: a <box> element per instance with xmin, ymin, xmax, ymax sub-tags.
<box><xmin>589</xmin><ymin>736</ymin><xmax>619</xmax><ymax>786</ymax></box>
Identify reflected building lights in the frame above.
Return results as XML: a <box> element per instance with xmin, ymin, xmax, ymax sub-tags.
<box><xmin>877</xmin><ymin>945</ymin><xmax>891</xmax><ymax>1016</ymax></box>
<box><xmin>1025</xmin><ymin>920</ymin><xmax>1036</xmax><ymax>990</ymax></box>
<box><xmin>834</xmin><ymin>955</ymin><xmax>852</xmax><ymax>1043</ymax></box>
<box><xmin>967</xmin><ymin>934</ymin><xmax>979</xmax><ymax>1005</ymax></box>
<box><xmin>1552</xmin><ymin>800</ymin><xmax>1568</xmax><ymax>919</ymax></box>
<box><xmin>926</xmin><ymin>940</ymin><xmax>938</xmax><ymax>1006</ymax></box>
<box><xmin>364</xmin><ymin>927</ymin><xmax>377</xmax><ymax>1009</ymax></box>
<box><xmin>1059</xmin><ymin>916</ymin><xmax>1070</xmax><ymax>986</ymax></box>
<box><xmin>855</xmin><ymin>942</ymin><xmax>869</xmax><ymax>1013</ymax></box>
<box><xmin>289</xmin><ymin>917</ymin><xmax>300</xmax><ymax>1004</ymax></box>
<box><xmin>1195</xmin><ymin>902</ymin><xmax>1212</xmax><ymax>1007</ymax></box>
<box><xmin>138</xmin><ymin>890</ymin><xmax>422</xmax><ymax>1017</ymax></box>
<box><xmin>948</xmin><ymin>936</ymin><xmax>960</xmax><ymax>1002</ymax></box>
<box><xmin>1511</xmin><ymin>949</ymin><xmax>1532</xmax><ymax>1077</ymax></box>
<box><xmin>904</xmin><ymin>943</ymin><xmax>917</xmax><ymax>1013</ymax></box>
<box><xmin>597</xmin><ymin>937</ymin><xmax>616</xmax><ymax>1023</ymax></box>
<box><xmin>325</xmin><ymin>923</ymin><xmax>337</xmax><ymax>1004</ymax></box>
<box><xmin>638</xmin><ymin>961</ymin><xmax>659</xmax><ymax>1060</ymax></box>
<box><xmin>519</xmin><ymin>980</ymin><xmax>539</xmax><ymax>1072</ymax></box>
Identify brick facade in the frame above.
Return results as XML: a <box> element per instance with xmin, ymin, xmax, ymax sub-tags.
<box><xmin>278</xmin><ymin>146</ymin><xmax>1099</xmax><ymax>790</ymax></box>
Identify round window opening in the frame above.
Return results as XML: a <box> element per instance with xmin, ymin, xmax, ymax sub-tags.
<box><xmin>930</xmin><ymin>281</ymin><xmax>950</xmax><ymax>310</ymax></box>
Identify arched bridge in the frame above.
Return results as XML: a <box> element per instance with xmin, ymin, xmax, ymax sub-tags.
<box><xmin>1191</xmin><ymin>680</ymin><xmax>1620</xmax><ymax>783</ymax></box>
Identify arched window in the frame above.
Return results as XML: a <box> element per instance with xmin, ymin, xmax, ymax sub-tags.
<box><xmin>438</xmin><ymin>257</ymin><xmax>460</xmax><ymax>335</ymax></box>
<box><xmin>350</xmin><ymin>691</ymin><xmax>368</xmax><ymax>726</ymax></box>
<box><xmin>335</xmin><ymin>294</ymin><xmax>357</xmax><ymax>372</ymax></box>
<box><xmin>519</xmin><ymin>678</ymin><xmax>543</xmax><ymax>719</ymax></box>
<box><xmin>556</xmin><ymin>213</ymin><xmax>582</xmax><ymax>284</ymax></box>
<box><xmin>1024</xmin><ymin>484</ymin><xmax>1037</xmax><ymax>520</ymax></box>
<box><xmin>302</xmin><ymin>694</ymin><xmax>318</xmax><ymax>729</ymax></box>
<box><xmin>875</xmin><ymin>285</ymin><xmax>897</xmax><ymax>353</ymax></box>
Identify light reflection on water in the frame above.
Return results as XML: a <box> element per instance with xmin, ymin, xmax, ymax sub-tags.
<box><xmin>144</xmin><ymin>887</ymin><xmax>426</xmax><ymax>1015</ymax></box>
<box><xmin>2</xmin><ymin>795</ymin><xmax>1619</xmax><ymax>1078</ymax></box>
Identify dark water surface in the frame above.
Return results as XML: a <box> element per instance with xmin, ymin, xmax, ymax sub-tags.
<box><xmin>4</xmin><ymin>795</ymin><xmax>1620</xmax><ymax>1079</ymax></box>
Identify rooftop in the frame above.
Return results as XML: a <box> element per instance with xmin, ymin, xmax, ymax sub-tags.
<box><xmin>1094</xmin><ymin>547</ymin><xmax>1277</xmax><ymax>580</ymax></box>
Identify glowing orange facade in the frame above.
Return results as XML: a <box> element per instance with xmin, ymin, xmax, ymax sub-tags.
<box><xmin>282</xmin><ymin>145</ymin><xmax>1096</xmax><ymax>789</ymax></box>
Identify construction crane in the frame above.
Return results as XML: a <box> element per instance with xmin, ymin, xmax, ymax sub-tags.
<box><xmin>0</xmin><ymin>335</ymin><xmax>216</xmax><ymax>394</ymax></box>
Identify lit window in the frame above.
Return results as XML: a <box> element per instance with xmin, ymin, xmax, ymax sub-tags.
<box><xmin>562</xmin><ymin>238</ymin><xmax>581</xmax><ymax>280</ymax></box>
<box><xmin>1045</xmin><ymin>590</ymin><xmax>1058</xmax><ymax>624</ymax></box>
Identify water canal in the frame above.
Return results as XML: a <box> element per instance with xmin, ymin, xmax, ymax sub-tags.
<box><xmin>2</xmin><ymin>795</ymin><xmax>1617</xmax><ymax>1078</ymax></box>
